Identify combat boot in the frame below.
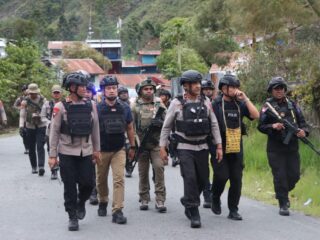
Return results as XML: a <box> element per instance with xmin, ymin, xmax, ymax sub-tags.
<box><xmin>98</xmin><ymin>202</ymin><xmax>108</xmax><ymax>216</ymax></box>
<box><xmin>89</xmin><ymin>188</ymin><xmax>98</xmax><ymax>205</ymax></box>
<box><xmin>50</xmin><ymin>169</ymin><xmax>58</xmax><ymax>180</ymax></box>
<box><xmin>140</xmin><ymin>200</ymin><xmax>149</xmax><ymax>211</ymax></box>
<box><xmin>279</xmin><ymin>199</ymin><xmax>290</xmax><ymax>216</ymax></box>
<box><xmin>68</xmin><ymin>211</ymin><xmax>79</xmax><ymax>231</ymax></box>
<box><xmin>228</xmin><ymin>210</ymin><xmax>243</xmax><ymax>220</ymax></box>
<box><xmin>112</xmin><ymin>210</ymin><xmax>127</xmax><ymax>224</ymax></box>
<box><xmin>155</xmin><ymin>200</ymin><xmax>167</xmax><ymax>213</ymax></box>
<box><xmin>189</xmin><ymin>207</ymin><xmax>201</xmax><ymax>228</ymax></box>
<box><xmin>76</xmin><ymin>200</ymin><xmax>86</xmax><ymax>220</ymax></box>
<box><xmin>203</xmin><ymin>189</ymin><xmax>212</xmax><ymax>209</ymax></box>
<box><xmin>180</xmin><ymin>197</ymin><xmax>191</xmax><ymax>219</ymax></box>
<box><xmin>211</xmin><ymin>197</ymin><xmax>221</xmax><ymax>215</ymax></box>
<box><xmin>31</xmin><ymin>167</ymin><xmax>38</xmax><ymax>174</ymax></box>
<box><xmin>38</xmin><ymin>168</ymin><xmax>45</xmax><ymax>176</ymax></box>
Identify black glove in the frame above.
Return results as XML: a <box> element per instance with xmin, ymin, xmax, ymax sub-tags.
<box><xmin>19</xmin><ymin>127</ymin><xmax>24</xmax><ymax>137</ymax></box>
<box><xmin>151</xmin><ymin>118</ymin><xmax>163</xmax><ymax>128</ymax></box>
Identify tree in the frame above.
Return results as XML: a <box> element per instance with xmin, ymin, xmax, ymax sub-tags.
<box><xmin>62</xmin><ymin>42</ymin><xmax>112</xmax><ymax>71</ymax></box>
<box><xmin>0</xmin><ymin>39</ymin><xmax>56</xmax><ymax>123</ymax></box>
<box><xmin>157</xmin><ymin>46</ymin><xmax>208</xmax><ymax>79</ymax></box>
<box><xmin>121</xmin><ymin>17</ymin><xmax>143</xmax><ymax>56</ymax></box>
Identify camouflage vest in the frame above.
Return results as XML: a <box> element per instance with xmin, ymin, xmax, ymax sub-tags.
<box><xmin>134</xmin><ymin>96</ymin><xmax>162</xmax><ymax>149</ymax></box>
<box><xmin>25</xmin><ymin>96</ymin><xmax>44</xmax><ymax>125</ymax></box>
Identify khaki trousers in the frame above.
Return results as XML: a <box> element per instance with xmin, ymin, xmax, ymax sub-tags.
<box><xmin>138</xmin><ymin>147</ymin><xmax>166</xmax><ymax>202</ymax></box>
<box><xmin>96</xmin><ymin>149</ymin><xmax>126</xmax><ymax>213</ymax></box>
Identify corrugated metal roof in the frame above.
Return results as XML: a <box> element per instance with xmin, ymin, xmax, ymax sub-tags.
<box><xmin>122</xmin><ymin>60</ymin><xmax>156</xmax><ymax>67</ymax></box>
<box><xmin>48</xmin><ymin>41</ymin><xmax>83</xmax><ymax>50</ymax></box>
<box><xmin>99</xmin><ymin>74</ymin><xmax>170</xmax><ymax>88</ymax></box>
<box><xmin>88</xmin><ymin>43</ymin><xmax>122</xmax><ymax>48</ymax></box>
<box><xmin>50</xmin><ymin>59</ymin><xmax>105</xmax><ymax>74</ymax></box>
<box><xmin>138</xmin><ymin>50</ymin><xmax>161</xmax><ymax>56</ymax></box>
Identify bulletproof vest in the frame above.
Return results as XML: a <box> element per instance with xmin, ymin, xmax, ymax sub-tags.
<box><xmin>269</xmin><ymin>98</ymin><xmax>297</xmax><ymax>141</ymax></box>
<box><xmin>26</xmin><ymin>96</ymin><xmax>44</xmax><ymax>125</ymax></box>
<box><xmin>98</xmin><ymin>101</ymin><xmax>126</xmax><ymax>134</ymax></box>
<box><xmin>176</xmin><ymin>96</ymin><xmax>210</xmax><ymax>136</ymax></box>
<box><xmin>61</xmin><ymin>100</ymin><xmax>93</xmax><ymax>137</ymax></box>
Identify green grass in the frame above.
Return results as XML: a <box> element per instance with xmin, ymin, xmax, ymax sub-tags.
<box><xmin>242</xmin><ymin>130</ymin><xmax>320</xmax><ymax>216</ymax></box>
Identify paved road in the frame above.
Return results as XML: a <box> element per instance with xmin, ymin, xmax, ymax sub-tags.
<box><xmin>0</xmin><ymin>134</ymin><xmax>320</xmax><ymax>240</ymax></box>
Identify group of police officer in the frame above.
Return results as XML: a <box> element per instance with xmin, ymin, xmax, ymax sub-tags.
<box><xmin>1</xmin><ymin>68</ymin><xmax>310</xmax><ymax>231</ymax></box>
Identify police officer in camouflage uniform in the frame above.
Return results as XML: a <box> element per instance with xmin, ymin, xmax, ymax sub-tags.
<box><xmin>48</xmin><ymin>72</ymin><xmax>100</xmax><ymax>231</ymax></box>
<box><xmin>41</xmin><ymin>85</ymin><xmax>63</xmax><ymax>180</ymax></box>
<box><xmin>20</xmin><ymin>83</ymin><xmax>47</xmax><ymax>175</ymax></box>
<box><xmin>258</xmin><ymin>77</ymin><xmax>308</xmax><ymax>216</ymax></box>
<box><xmin>131</xmin><ymin>77</ymin><xmax>167</xmax><ymax>213</ymax></box>
<box><xmin>160</xmin><ymin>70</ymin><xmax>223</xmax><ymax>228</ymax></box>
<box><xmin>14</xmin><ymin>84</ymin><xmax>29</xmax><ymax>154</ymax></box>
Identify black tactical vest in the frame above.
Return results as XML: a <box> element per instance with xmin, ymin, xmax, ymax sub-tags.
<box><xmin>98</xmin><ymin>101</ymin><xmax>126</xmax><ymax>134</ymax></box>
<box><xmin>176</xmin><ymin>96</ymin><xmax>210</xmax><ymax>136</ymax></box>
<box><xmin>98</xmin><ymin>100</ymin><xmax>126</xmax><ymax>151</ymax></box>
<box><xmin>61</xmin><ymin>100</ymin><xmax>93</xmax><ymax>138</ymax></box>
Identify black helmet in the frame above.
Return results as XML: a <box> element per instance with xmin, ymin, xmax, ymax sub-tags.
<box><xmin>100</xmin><ymin>75</ymin><xmax>119</xmax><ymax>89</ymax></box>
<box><xmin>218</xmin><ymin>74</ymin><xmax>240</xmax><ymax>90</ymax></box>
<box><xmin>136</xmin><ymin>77</ymin><xmax>156</xmax><ymax>94</ymax></box>
<box><xmin>21</xmin><ymin>84</ymin><xmax>29</xmax><ymax>91</ymax></box>
<box><xmin>267</xmin><ymin>76</ymin><xmax>287</xmax><ymax>93</ymax></box>
<box><xmin>118</xmin><ymin>86</ymin><xmax>128</xmax><ymax>95</ymax></box>
<box><xmin>86</xmin><ymin>82</ymin><xmax>96</xmax><ymax>95</ymax></box>
<box><xmin>62</xmin><ymin>72</ymin><xmax>88</xmax><ymax>90</ymax></box>
<box><xmin>180</xmin><ymin>70</ymin><xmax>203</xmax><ymax>85</ymax></box>
<box><xmin>201</xmin><ymin>80</ymin><xmax>215</xmax><ymax>90</ymax></box>
<box><xmin>159</xmin><ymin>89</ymin><xmax>172</xmax><ymax>99</ymax></box>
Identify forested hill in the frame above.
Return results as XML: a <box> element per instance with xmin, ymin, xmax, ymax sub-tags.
<box><xmin>0</xmin><ymin>0</ymin><xmax>203</xmax><ymax>44</ymax></box>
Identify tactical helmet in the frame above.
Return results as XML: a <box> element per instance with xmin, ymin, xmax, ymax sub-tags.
<box><xmin>180</xmin><ymin>70</ymin><xmax>203</xmax><ymax>85</ymax></box>
<box><xmin>86</xmin><ymin>82</ymin><xmax>97</xmax><ymax>95</ymax></box>
<box><xmin>267</xmin><ymin>76</ymin><xmax>287</xmax><ymax>93</ymax></box>
<box><xmin>201</xmin><ymin>80</ymin><xmax>215</xmax><ymax>90</ymax></box>
<box><xmin>100</xmin><ymin>75</ymin><xmax>119</xmax><ymax>89</ymax></box>
<box><xmin>159</xmin><ymin>89</ymin><xmax>172</xmax><ymax>99</ymax></box>
<box><xmin>118</xmin><ymin>86</ymin><xmax>128</xmax><ymax>95</ymax></box>
<box><xmin>218</xmin><ymin>74</ymin><xmax>240</xmax><ymax>90</ymax></box>
<box><xmin>136</xmin><ymin>77</ymin><xmax>156</xmax><ymax>94</ymax></box>
<box><xmin>62</xmin><ymin>72</ymin><xmax>88</xmax><ymax>90</ymax></box>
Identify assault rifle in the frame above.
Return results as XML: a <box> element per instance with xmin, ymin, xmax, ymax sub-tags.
<box><xmin>265</xmin><ymin>102</ymin><xmax>320</xmax><ymax>156</ymax></box>
<box><xmin>125</xmin><ymin>107</ymin><xmax>166</xmax><ymax>175</ymax></box>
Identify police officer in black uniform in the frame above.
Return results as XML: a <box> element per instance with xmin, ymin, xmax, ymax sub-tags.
<box><xmin>48</xmin><ymin>72</ymin><xmax>100</xmax><ymax>231</ymax></box>
<box><xmin>160</xmin><ymin>70</ymin><xmax>222</xmax><ymax>228</ymax></box>
<box><xmin>211</xmin><ymin>74</ymin><xmax>259</xmax><ymax>220</ymax></box>
<box><xmin>258</xmin><ymin>76</ymin><xmax>308</xmax><ymax>216</ymax></box>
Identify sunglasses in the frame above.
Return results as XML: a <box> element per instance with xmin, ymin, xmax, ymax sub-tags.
<box><xmin>53</xmin><ymin>91</ymin><xmax>61</xmax><ymax>94</ymax></box>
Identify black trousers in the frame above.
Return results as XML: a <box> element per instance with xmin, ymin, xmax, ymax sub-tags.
<box><xmin>59</xmin><ymin>154</ymin><xmax>94</xmax><ymax>213</ymax></box>
<box><xmin>211</xmin><ymin>152</ymin><xmax>244</xmax><ymax>212</ymax></box>
<box><xmin>178</xmin><ymin>149</ymin><xmax>209</xmax><ymax>207</ymax></box>
<box><xmin>22</xmin><ymin>128</ymin><xmax>29</xmax><ymax>150</ymax></box>
<box><xmin>267</xmin><ymin>151</ymin><xmax>300</xmax><ymax>201</ymax></box>
<box><xmin>26</xmin><ymin>127</ymin><xmax>46</xmax><ymax>169</ymax></box>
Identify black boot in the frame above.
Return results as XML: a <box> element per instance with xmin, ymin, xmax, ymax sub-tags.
<box><xmin>112</xmin><ymin>210</ymin><xmax>127</xmax><ymax>224</ymax></box>
<box><xmin>180</xmin><ymin>197</ymin><xmax>191</xmax><ymax>220</ymax></box>
<box><xmin>189</xmin><ymin>207</ymin><xmax>201</xmax><ymax>228</ymax></box>
<box><xmin>89</xmin><ymin>188</ymin><xmax>98</xmax><ymax>205</ymax></box>
<box><xmin>51</xmin><ymin>169</ymin><xmax>58</xmax><ymax>180</ymax></box>
<box><xmin>228</xmin><ymin>210</ymin><xmax>243</xmax><ymax>220</ymax></box>
<box><xmin>68</xmin><ymin>211</ymin><xmax>79</xmax><ymax>231</ymax></box>
<box><xmin>211</xmin><ymin>197</ymin><xmax>221</xmax><ymax>215</ymax></box>
<box><xmin>76</xmin><ymin>200</ymin><xmax>86</xmax><ymax>220</ymax></box>
<box><xmin>279</xmin><ymin>199</ymin><xmax>290</xmax><ymax>216</ymax></box>
<box><xmin>98</xmin><ymin>202</ymin><xmax>108</xmax><ymax>216</ymax></box>
<box><xmin>203</xmin><ymin>189</ymin><xmax>212</xmax><ymax>209</ymax></box>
